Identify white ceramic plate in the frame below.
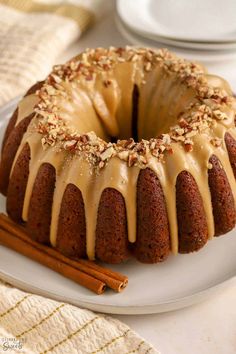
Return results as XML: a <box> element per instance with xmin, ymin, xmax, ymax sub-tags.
<box><xmin>0</xmin><ymin>98</ymin><xmax>236</xmax><ymax>315</ymax></box>
<box><xmin>116</xmin><ymin>16</ymin><xmax>236</xmax><ymax>63</ymax></box>
<box><xmin>117</xmin><ymin>14</ymin><xmax>236</xmax><ymax>52</ymax></box>
<box><xmin>117</xmin><ymin>0</ymin><xmax>236</xmax><ymax>44</ymax></box>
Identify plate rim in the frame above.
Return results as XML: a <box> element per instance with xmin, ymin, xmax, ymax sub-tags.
<box><xmin>117</xmin><ymin>0</ymin><xmax>236</xmax><ymax>44</ymax></box>
<box><xmin>0</xmin><ymin>261</ymin><xmax>235</xmax><ymax>315</ymax></box>
<box><xmin>115</xmin><ymin>16</ymin><xmax>236</xmax><ymax>62</ymax></box>
<box><xmin>117</xmin><ymin>15</ymin><xmax>236</xmax><ymax>51</ymax></box>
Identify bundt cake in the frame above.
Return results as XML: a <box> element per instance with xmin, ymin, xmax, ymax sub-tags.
<box><xmin>0</xmin><ymin>47</ymin><xmax>236</xmax><ymax>264</ymax></box>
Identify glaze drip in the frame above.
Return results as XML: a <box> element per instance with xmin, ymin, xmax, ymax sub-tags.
<box><xmin>10</xmin><ymin>47</ymin><xmax>236</xmax><ymax>260</ymax></box>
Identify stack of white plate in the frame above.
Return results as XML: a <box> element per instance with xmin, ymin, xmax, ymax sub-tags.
<box><xmin>116</xmin><ymin>0</ymin><xmax>236</xmax><ymax>64</ymax></box>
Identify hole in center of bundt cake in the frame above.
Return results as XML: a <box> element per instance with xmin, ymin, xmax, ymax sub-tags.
<box><xmin>73</xmin><ymin>76</ymin><xmax>194</xmax><ymax>144</ymax></box>
<box><xmin>108</xmin><ymin>83</ymin><xmax>182</xmax><ymax>143</ymax></box>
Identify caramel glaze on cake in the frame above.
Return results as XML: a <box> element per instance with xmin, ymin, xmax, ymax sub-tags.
<box><xmin>1</xmin><ymin>47</ymin><xmax>236</xmax><ymax>264</ymax></box>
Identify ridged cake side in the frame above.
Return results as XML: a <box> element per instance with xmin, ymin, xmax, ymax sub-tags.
<box><xmin>225</xmin><ymin>133</ymin><xmax>236</xmax><ymax>178</ymax></box>
<box><xmin>96</xmin><ymin>188</ymin><xmax>130</xmax><ymax>264</ymax></box>
<box><xmin>1</xmin><ymin>47</ymin><xmax>236</xmax><ymax>264</ymax></box>
<box><xmin>208</xmin><ymin>155</ymin><xmax>236</xmax><ymax>235</ymax></box>
<box><xmin>7</xmin><ymin>143</ymin><xmax>31</xmax><ymax>222</ymax></box>
<box><xmin>27</xmin><ymin>163</ymin><xmax>56</xmax><ymax>244</ymax></box>
<box><xmin>176</xmin><ymin>171</ymin><xmax>208</xmax><ymax>253</ymax></box>
<box><xmin>56</xmin><ymin>184</ymin><xmax>86</xmax><ymax>258</ymax></box>
<box><xmin>134</xmin><ymin>168</ymin><xmax>170</xmax><ymax>263</ymax></box>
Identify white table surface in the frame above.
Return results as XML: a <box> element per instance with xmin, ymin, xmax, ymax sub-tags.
<box><xmin>57</xmin><ymin>2</ymin><xmax>236</xmax><ymax>353</ymax></box>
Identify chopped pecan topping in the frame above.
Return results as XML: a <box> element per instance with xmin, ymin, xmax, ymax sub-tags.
<box><xmin>33</xmin><ymin>46</ymin><xmax>234</xmax><ymax>169</ymax></box>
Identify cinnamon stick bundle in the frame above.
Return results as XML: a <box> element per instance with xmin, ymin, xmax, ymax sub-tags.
<box><xmin>0</xmin><ymin>213</ymin><xmax>128</xmax><ymax>295</ymax></box>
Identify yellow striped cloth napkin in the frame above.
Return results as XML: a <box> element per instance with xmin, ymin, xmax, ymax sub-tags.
<box><xmin>0</xmin><ymin>0</ymin><xmax>109</xmax><ymax>106</ymax></box>
<box><xmin>0</xmin><ymin>280</ymin><xmax>158</xmax><ymax>353</ymax></box>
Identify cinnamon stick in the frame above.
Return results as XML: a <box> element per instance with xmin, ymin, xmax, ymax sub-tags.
<box><xmin>0</xmin><ymin>228</ymin><xmax>106</xmax><ymax>295</ymax></box>
<box><xmin>77</xmin><ymin>259</ymin><xmax>128</xmax><ymax>290</ymax></box>
<box><xmin>0</xmin><ymin>213</ymin><xmax>128</xmax><ymax>292</ymax></box>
